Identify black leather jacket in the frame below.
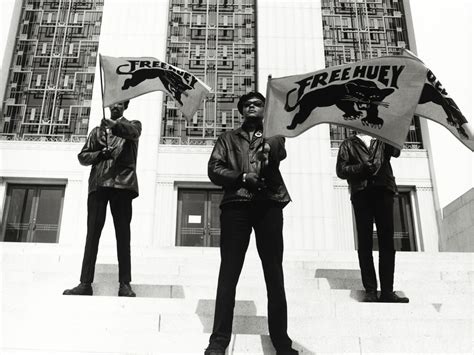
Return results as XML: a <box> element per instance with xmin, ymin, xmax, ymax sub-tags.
<box><xmin>208</xmin><ymin>126</ymin><xmax>291</xmax><ymax>207</ymax></box>
<box><xmin>78</xmin><ymin>117</ymin><xmax>141</xmax><ymax>198</ymax></box>
<box><xmin>336</xmin><ymin>135</ymin><xmax>400</xmax><ymax>197</ymax></box>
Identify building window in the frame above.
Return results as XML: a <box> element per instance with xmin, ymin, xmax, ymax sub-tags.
<box><xmin>322</xmin><ymin>0</ymin><xmax>423</xmax><ymax>149</ymax></box>
<box><xmin>161</xmin><ymin>0</ymin><xmax>257</xmax><ymax>145</ymax></box>
<box><xmin>1</xmin><ymin>184</ymin><xmax>65</xmax><ymax>243</ymax></box>
<box><xmin>0</xmin><ymin>0</ymin><xmax>104</xmax><ymax>142</ymax></box>
<box><xmin>176</xmin><ymin>188</ymin><xmax>223</xmax><ymax>247</ymax></box>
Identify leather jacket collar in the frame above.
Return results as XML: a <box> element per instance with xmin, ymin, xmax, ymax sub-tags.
<box><xmin>237</xmin><ymin>123</ymin><xmax>264</xmax><ymax>143</ymax></box>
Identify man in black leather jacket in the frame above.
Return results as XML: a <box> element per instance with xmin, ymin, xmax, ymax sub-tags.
<box><xmin>64</xmin><ymin>100</ymin><xmax>141</xmax><ymax>297</ymax></box>
<box><xmin>205</xmin><ymin>92</ymin><xmax>297</xmax><ymax>355</ymax></box>
<box><xmin>336</xmin><ymin>132</ymin><xmax>409</xmax><ymax>303</ymax></box>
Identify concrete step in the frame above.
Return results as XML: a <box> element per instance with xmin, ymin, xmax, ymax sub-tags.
<box><xmin>2</xmin><ymin>243</ymin><xmax>473</xmax><ymax>267</ymax></box>
<box><xmin>5</xmin><ymin>269</ymin><xmax>473</xmax><ymax>293</ymax></box>
<box><xmin>4</xmin><ymin>292</ymin><xmax>470</xmax><ymax>320</ymax></box>
<box><xmin>94</xmin><ymin>262</ymin><xmax>474</xmax><ymax>281</ymax></box>
<box><xmin>4</xmin><ymin>256</ymin><xmax>473</xmax><ymax>287</ymax></box>
<box><xmin>232</xmin><ymin>334</ymin><xmax>472</xmax><ymax>355</ymax></box>
<box><xmin>4</xmin><ymin>242</ymin><xmax>472</xmax><ymax>257</ymax></box>
<box><xmin>3</xmin><ymin>250</ymin><xmax>473</xmax><ymax>270</ymax></box>
<box><xmin>4</xmin><ymin>309</ymin><xmax>470</xmax><ymax>346</ymax></box>
<box><xmin>3</xmin><ymin>329</ymin><xmax>212</xmax><ymax>354</ymax></box>
<box><xmin>3</xmin><ymin>332</ymin><xmax>471</xmax><ymax>355</ymax></box>
<box><xmin>4</xmin><ymin>263</ymin><xmax>473</xmax><ymax>290</ymax></box>
<box><xmin>3</xmin><ymin>280</ymin><xmax>471</xmax><ymax>309</ymax></box>
<box><xmin>4</xmin><ymin>277</ymin><xmax>472</xmax><ymax>307</ymax></box>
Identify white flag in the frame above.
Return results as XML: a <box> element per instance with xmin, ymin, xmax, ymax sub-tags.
<box><xmin>404</xmin><ymin>50</ymin><xmax>474</xmax><ymax>151</ymax></box>
<box><xmin>263</xmin><ymin>53</ymin><xmax>474</xmax><ymax>151</ymax></box>
<box><xmin>100</xmin><ymin>55</ymin><xmax>211</xmax><ymax>119</ymax></box>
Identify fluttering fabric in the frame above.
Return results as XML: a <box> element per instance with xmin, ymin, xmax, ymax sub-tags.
<box><xmin>263</xmin><ymin>51</ymin><xmax>473</xmax><ymax>151</ymax></box>
<box><xmin>100</xmin><ymin>55</ymin><xmax>210</xmax><ymax>119</ymax></box>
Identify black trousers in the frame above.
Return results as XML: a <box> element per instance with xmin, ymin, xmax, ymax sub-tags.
<box><xmin>80</xmin><ymin>187</ymin><xmax>134</xmax><ymax>284</ymax></box>
<box><xmin>209</xmin><ymin>201</ymin><xmax>292</xmax><ymax>351</ymax></box>
<box><xmin>351</xmin><ymin>187</ymin><xmax>395</xmax><ymax>294</ymax></box>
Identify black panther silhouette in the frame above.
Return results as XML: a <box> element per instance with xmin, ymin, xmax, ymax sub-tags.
<box><xmin>285</xmin><ymin>79</ymin><xmax>394</xmax><ymax>130</ymax></box>
<box><xmin>122</xmin><ymin>68</ymin><xmax>192</xmax><ymax>105</ymax></box>
<box><xmin>418</xmin><ymin>83</ymin><xmax>468</xmax><ymax>139</ymax></box>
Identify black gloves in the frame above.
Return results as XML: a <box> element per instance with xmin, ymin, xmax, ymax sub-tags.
<box><xmin>362</xmin><ymin>161</ymin><xmax>377</xmax><ymax>175</ymax></box>
<box><xmin>242</xmin><ymin>172</ymin><xmax>266</xmax><ymax>191</ymax></box>
<box><xmin>100</xmin><ymin>147</ymin><xmax>113</xmax><ymax>160</ymax></box>
<box><xmin>255</xmin><ymin>143</ymin><xmax>270</xmax><ymax>162</ymax></box>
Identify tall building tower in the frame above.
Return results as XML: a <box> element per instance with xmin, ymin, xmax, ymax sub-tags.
<box><xmin>320</xmin><ymin>0</ymin><xmax>423</xmax><ymax>148</ymax></box>
<box><xmin>161</xmin><ymin>0</ymin><xmax>257</xmax><ymax>145</ymax></box>
<box><xmin>0</xmin><ymin>0</ymin><xmax>104</xmax><ymax>141</ymax></box>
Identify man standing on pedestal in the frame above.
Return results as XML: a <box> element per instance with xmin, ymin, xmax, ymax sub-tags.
<box><xmin>336</xmin><ymin>131</ymin><xmax>409</xmax><ymax>303</ymax></box>
<box><xmin>63</xmin><ymin>100</ymin><xmax>141</xmax><ymax>297</ymax></box>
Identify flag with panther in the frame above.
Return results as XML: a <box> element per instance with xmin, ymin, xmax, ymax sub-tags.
<box><xmin>263</xmin><ymin>51</ymin><xmax>474</xmax><ymax>151</ymax></box>
<box><xmin>100</xmin><ymin>55</ymin><xmax>211</xmax><ymax>119</ymax></box>
<box><xmin>404</xmin><ymin>50</ymin><xmax>474</xmax><ymax>150</ymax></box>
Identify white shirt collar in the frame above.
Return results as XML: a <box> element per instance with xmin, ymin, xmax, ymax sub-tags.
<box><xmin>356</xmin><ymin>134</ymin><xmax>373</xmax><ymax>148</ymax></box>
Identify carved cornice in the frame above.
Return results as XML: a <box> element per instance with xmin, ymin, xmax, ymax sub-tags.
<box><xmin>397</xmin><ymin>149</ymin><xmax>428</xmax><ymax>158</ymax></box>
<box><xmin>396</xmin><ymin>178</ymin><xmax>432</xmax><ymax>188</ymax></box>
<box><xmin>332</xmin><ymin>177</ymin><xmax>433</xmax><ymax>190</ymax></box>
<box><xmin>416</xmin><ymin>186</ymin><xmax>434</xmax><ymax>192</ymax></box>
<box><xmin>0</xmin><ymin>141</ymin><xmax>83</xmax><ymax>152</ymax></box>
<box><xmin>330</xmin><ymin>148</ymin><xmax>428</xmax><ymax>159</ymax></box>
<box><xmin>158</xmin><ymin>145</ymin><xmax>213</xmax><ymax>155</ymax></box>
<box><xmin>156</xmin><ymin>181</ymin><xmax>175</xmax><ymax>186</ymax></box>
<box><xmin>333</xmin><ymin>185</ymin><xmax>350</xmax><ymax>190</ymax></box>
<box><xmin>156</xmin><ymin>173</ymin><xmax>210</xmax><ymax>183</ymax></box>
<box><xmin>0</xmin><ymin>170</ymin><xmax>84</xmax><ymax>181</ymax></box>
<box><xmin>332</xmin><ymin>176</ymin><xmax>348</xmax><ymax>188</ymax></box>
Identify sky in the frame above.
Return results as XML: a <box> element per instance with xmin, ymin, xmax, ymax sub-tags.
<box><xmin>0</xmin><ymin>1</ymin><xmax>15</xmax><ymax>71</ymax></box>
<box><xmin>0</xmin><ymin>0</ymin><xmax>473</xmax><ymax>208</ymax></box>
<box><xmin>408</xmin><ymin>0</ymin><xmax>473</xmax><ymax>207</ymax></box>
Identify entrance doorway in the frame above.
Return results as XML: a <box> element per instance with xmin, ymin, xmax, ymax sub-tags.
<box><xmin>373</xmin><ymin>190</ymin><xmax>417</xmax><ymax>251</ymax></box>
<box><xmin>1</xmin><ymin>184</ymin><xmax>65</xmax><ymax>243</ymax></box>
<box><xmin>176</xmin><ymin>188</ymin><xmax>223</xmax><ymax>247</ymax></box>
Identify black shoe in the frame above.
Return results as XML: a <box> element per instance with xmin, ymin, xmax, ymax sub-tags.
<box><xmin>118</xmin><ymin>283</ymin><xmax>136</xmax><ymax>297</ymax></box>
<box><xmin>379</xmin><ymin>291</ymin><xmax>409</xmax><ymax>303</ymax></box>
<box><xmin>63</xmin><ymin>283</ymin><xmax>92</xmax><ymax>296</ymax></box>
<box><xmin>276</xmin><ymin>348</ymin><xmax>299</xmax><ymax>355</ymax></box>
<box><xmin>362</xmin><ymin>290</ymin><xmax>378</xmax><ymax>302</ymax></box>
<box><xmin>204</xmin><ymin>346</ymin><xmax>225</xmax><ymax>355</ymax></box>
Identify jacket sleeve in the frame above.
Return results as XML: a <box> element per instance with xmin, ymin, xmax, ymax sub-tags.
<box><xmin>336</xmin><ymin>141</ymin><xmax>368</xmax><ymax>180</ymax></box>
<box><xmin>267</xmin><ymin>136</ymin><xmax>286</xmax><ymax>167</ymax></box>
<box><xmin>111</xmin><ymin>119</ymin><xmax>142</xmax><ymax>141</ymax></box>
<box><xmin>208</xmin><ymin>136</ymin><xmax>242</xmax><ymax>188</ymax></box>
<box><xmin>388</xmin><ymin>144</ymin><xmax>401</xmax><ymax>158</ymax></box>
<box><xmin>78</xmin><ymin>128</ymin><xmax>102</xmax><ymax>166</ymax></box>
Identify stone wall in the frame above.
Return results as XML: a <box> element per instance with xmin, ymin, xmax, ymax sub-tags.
<box><xmin>440</xmin><ymin>188</ymin><xmax>474</xmax><ymax>252</ymax></box>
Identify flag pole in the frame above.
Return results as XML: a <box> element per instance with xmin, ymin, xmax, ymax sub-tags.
<box><xmin>259</xmin><ymin>74</ymin><xmax>272</xmax><ymax>178</ymax></box>
<box><xmin>98</xmin><ymin>54</ymin><xmax>108</xmax><ymax>149</ymax></box>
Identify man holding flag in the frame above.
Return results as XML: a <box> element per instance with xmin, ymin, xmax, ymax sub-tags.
<box><xmin>261</xmin><ymin>51</ymin><xmax>473</xmax><ymax>303</ymax></box>
<box><xmin>63</xmin><ymin>100</ymin><xmax>141</xmax><ymax>297</ymax></box>
<box><xmin>336</xmin><ymin>131</ymin><xmax>409</xmax><ymax>303</ymax></box>
<box><xmin>205</xmin><ymin>92</ymin><xmax>297</xmax><ymax>355</ymax></box>
<box><xmin>63</xmin><ymin>54</ymin><xmax>209</xmax><ymax>297</ymax></box>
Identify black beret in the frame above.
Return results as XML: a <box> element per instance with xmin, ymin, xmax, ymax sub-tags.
<box><xmin>237</xmin><ymin>91</ymin><xmax>265</xmax><ymax>115</ymax></box>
